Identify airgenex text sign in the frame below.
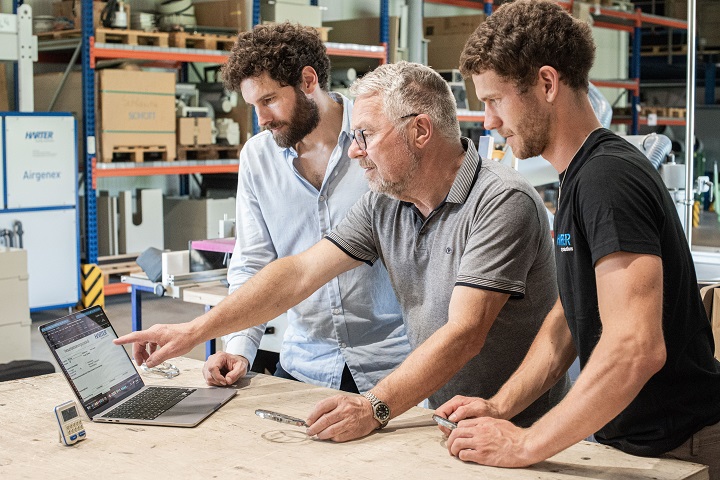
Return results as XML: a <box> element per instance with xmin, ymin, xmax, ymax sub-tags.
<box><xmin>5</xmin><ymin>115</ymin><xmax>76</xmax><ymax>209</ymax></box>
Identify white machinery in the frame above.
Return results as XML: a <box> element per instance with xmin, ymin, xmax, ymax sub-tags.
<box><xmin>438</xmin><ymin>70</ymin><xmax>468</xmax><ymax>110</ymax></box>
<box><xmin>622</xmin><ymin>133</ymin><xmax>710</xmax><ymax>233</ymax></box>
<box><xmin>0</xmin><ymin>5</ymin><xmax>38</xmax><ymax>112</ymax></box>
<box><xmin>0</xmin><ymin>113</ymin><xmax>80</xmax><ymax>310</ymax></box>
<box><xmin>175</xmin><ymin>82</ymin><xmax>241</xmax><ymax>145</ymax></box>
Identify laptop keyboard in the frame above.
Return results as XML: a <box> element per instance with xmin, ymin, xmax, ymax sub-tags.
<box><xmin>102</xmin><ymin>387</ymin><xmax>197</xmax><ymax>420</ymax></box>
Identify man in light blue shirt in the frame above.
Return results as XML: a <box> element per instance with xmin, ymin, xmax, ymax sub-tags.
<box><xmin>201</xmin><ymin>22</ymin><xmax>410</xmax><ymax>393</ymax></box>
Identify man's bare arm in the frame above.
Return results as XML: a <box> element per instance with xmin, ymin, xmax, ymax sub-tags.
<box><xmin>446</xmin><ymin>252</ymin><xmax>665</xmax><ymax>467</ymax></box>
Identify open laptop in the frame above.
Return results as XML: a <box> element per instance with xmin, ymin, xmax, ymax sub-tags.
<box><xmin>39</xmin><ymin>306</ymin><xmax>236</xmax><ymax>427</ymax></box>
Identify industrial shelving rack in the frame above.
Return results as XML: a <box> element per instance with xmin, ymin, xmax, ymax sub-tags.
<box><xmin>20</xmin><ymin>0</ymin><xmax>391</xmax><ymax>295</ymax></box>
<box><xmin>426</xmin><ymin>0</ymin><xmax>689</xmax><ymax>132</ymax></box>
<box><xmin>22</xmin><ymin>0</ymin><xmax>689</xmax><ymax>295</ymax></box>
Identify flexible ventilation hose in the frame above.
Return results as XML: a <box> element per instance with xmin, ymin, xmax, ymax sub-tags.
<box><xmin>642</xmin><ymin>133</ymin><xmax>673</xmax><ymax>169</ymax></box>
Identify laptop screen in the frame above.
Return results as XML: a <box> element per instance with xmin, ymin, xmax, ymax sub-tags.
<box><xmin>40</xmin><ymin>306</ymin><xmax>144</xmax><ymax>417</ymax></box>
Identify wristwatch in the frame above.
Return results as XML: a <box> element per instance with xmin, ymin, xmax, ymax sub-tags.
<box><xmin>362</xmin><ymin>391</ymin><xmax>391</xmax><ymax>429</ymax></box>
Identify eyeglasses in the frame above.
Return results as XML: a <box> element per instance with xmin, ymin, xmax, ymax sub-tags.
<box><xmin>351</xmin><ymin>113</ymin><xmax>420</xmax><ymax>152</ymax></box>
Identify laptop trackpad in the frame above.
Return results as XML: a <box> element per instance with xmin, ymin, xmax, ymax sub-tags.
<box><xmin>157</xmin><ymin>388</ymin><xmax>235</xmax><ymax>424</ymax></box>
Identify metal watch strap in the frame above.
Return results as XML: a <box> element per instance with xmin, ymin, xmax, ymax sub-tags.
<box><xmin>362</xmin><ymin>391</ymin><xmax>390</xmax><ymax>429</ymax></box>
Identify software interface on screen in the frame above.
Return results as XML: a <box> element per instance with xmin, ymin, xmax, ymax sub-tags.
<box><xmin>41</xmin><ymin>307</ymin><xmax>142</xmax><ymax>413</ymax></box>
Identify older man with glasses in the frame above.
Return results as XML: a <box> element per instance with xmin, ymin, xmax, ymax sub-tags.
<box><xmin>115</xmin><ymin>61</ymin><xmax>569</xmax><ymax>442</ymax></box>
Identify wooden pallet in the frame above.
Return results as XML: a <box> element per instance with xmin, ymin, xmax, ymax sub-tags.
<box><xmin>36</xmin><ymin>29</ymin><xmax>83</xmax><ymax>40</ymax></box>
<box><xmin>95</xmin><ymin>27</ymin><xmax>169</xmax><ymax>47</ymax></box>
<box><xmin>98</xmin><ymin>254</ymin><xmax>143</xmax><ymax>286</ymax></box>
<box><xmin>640</xmin><ymin>44</ymin><xmax>688</xmax><ymax>56</ymax></box>
<box><xmin>176</xmin><ymin>144</ymin><xmax>241</xmax><ymax>160</ymax></box>
<box><xmin>169</xmin><ymin>31</ymin><xmax>236</xmax><ymax>51</ymax></box>
<box><xmin>108</xmin><ymin>145</ymin><xmax>170</xmax><ymax>163</ymax></box>
<box><xmin>100</xmin><ymin>261</ymin><xmax>143</xmax><ymax>285</ymax></box>
<box><xmin>666</xmin><ymin>107</ymin><xmax>686</xmax><ymax>118</ymax></box>
<box><xmin>639</xmin><ymin>106</ymin><xmax>686</xmax><ymax>118</ymax></box>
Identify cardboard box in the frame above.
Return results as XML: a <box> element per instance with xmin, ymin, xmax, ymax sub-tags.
<box><xmin>423</xmin><ymin>15</ymin><xmax>487</xmax><ymax>111</ymax></box>
<box><xmin>53</xmin><ymin>0</ymin><xmax>129</xmax><ymax>30</ymax></box>
<box><xmin>699</xmin><ymin>3</ymin><xmax>720</xmax><ymax>46</ymax></box>
<box><xmin>261</xmin><ymin>3</ymin><xmax>322</xmax><ymax>28</ymax></box>
<box><xmin>177</xmin><ymin>117</ymin><xmax>213</xmax><ymax>146</ymax></box>
<box><xmin>34</xmin><ymin>71</ymin><xmax>84</xmax><ymax>148</ymax></box>
<box><xmin>194</xmin><ymin>0</ymin><xmax>246</xmax><ymax>32</ymax></box>
<box><xmin>664</xmin><ymin>0</ymin><xmax>687</xmax><ymax>19</ymax></box>
<box><xmin>99</xmin><ymin>70</ymin><xmax>176</xmax><ymax>162</ymax></box>
<box><xmin>0</xmin><ymin>64</ymin><xmax>8</xmax><ymax>111</ymax></box>
<box><xmin>325</xmin><ymin>16</ymin><xmax>401</xmax><ymax>67</ymax></box>
<box><xmin>423</xmin><ymin>14</ymin><xmax>486</xmax><ymax>37</ymax></box>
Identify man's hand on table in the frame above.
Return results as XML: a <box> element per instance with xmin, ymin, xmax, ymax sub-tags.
<box><xmin>113</xmin><ymin>323</ymin><xmax>198</xmax><ymax>367</ymax></box>
<box><xmin>446</xmin><ymin>417</ymin><xmax>539</xmax><ymax>468</ymax></box>
<box><xmin>306</xmin><ymin>394</ymin><xmax>379</xmax><ymax>442</ymax></box>
<box><xmin>203</xmin><ymin>352</ymin><xmax>249</xmax><ymax>386</ymax></box>
<box><xmin>434</xmin><ymin>394</ymin><xmax>501</xmax><ymax>435</ymax></box>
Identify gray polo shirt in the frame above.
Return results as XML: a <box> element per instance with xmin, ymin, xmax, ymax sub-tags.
<box><xmin>326</xmin><ymin>138</ymin><xmax>569</xmax><ymax>426</ymax></box>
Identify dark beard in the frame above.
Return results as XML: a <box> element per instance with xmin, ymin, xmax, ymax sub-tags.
<box><xmin>270</xmin><ymin>87</ymin><xmax>320</xmax><ymax>148</ymax></box>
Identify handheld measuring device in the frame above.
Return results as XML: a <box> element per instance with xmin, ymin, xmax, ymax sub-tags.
<box><xmin>255</xmin><ymin>409</ymin><xmax>308</xmax><ymax>427</ymax></box>
<box><xmin>54</xmin><ymin>401</ymin><xmax>86</xmax><ymax>445</ymax></box>
<box><xmin>432</xmin><ymin>414</ymin><xmax>457</xmax><ymax>430</ymax></box>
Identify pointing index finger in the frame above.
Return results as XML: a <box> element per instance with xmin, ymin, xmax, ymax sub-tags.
<box><xmin>113</xmin><ymin>331</ymin><xmax>149</xmax><ymax>345</ymax></box>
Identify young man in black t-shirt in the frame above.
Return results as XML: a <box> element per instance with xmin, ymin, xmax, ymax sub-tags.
<box><xmin>434</xmin><ymin>1</ymin><xmax>720</xmax><ymax>477</ymax></box>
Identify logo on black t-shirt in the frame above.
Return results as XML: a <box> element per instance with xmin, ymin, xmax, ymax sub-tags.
<box><xmin>557</xmin><ymin>233</ymin><xmax>574</xmax><ymax>252</ymax></box>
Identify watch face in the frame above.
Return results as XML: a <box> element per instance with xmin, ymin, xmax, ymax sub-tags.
<box><xmin>375</xmin><ymin>403</ymin><xmax>390</xmax><ymax>421</ymax></box>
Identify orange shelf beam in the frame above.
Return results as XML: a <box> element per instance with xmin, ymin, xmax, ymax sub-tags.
<box><xmin>612</xmin><ymin>115</ymin><xmax>686</xmax><ymax>126</ymax></box>
<box><xmin>457</xmin><ymin>113</ymin><xmax>485</xmax><ymax>123</ymax></box>
<box><xmin>326</xmin><ymin>47</ymin><xmax>387</xmax><ymax>63</ymax></box>
<box><xmin>591</xmin><ymin>78</ymin><xmax>640</xmax><ymax>94</ymax></box>
<box><xmin>91</xmin><ymin>38</ymin><xmax>388</xmax><ymax>67</ymax></box>
<box><xmin>426</xmin><ymin>0</ymin><xmax>687</xmax><ymax>30</ymax></box>
<box><xmin>91</xmin><ymin>37</ymin><xmax>229</xmax><ymax>67</ymax></box>
<box><xmin>94</xmin><ymin>162</ymin><xmax>240</xmax><ymax>178</ymax></box>
<box><xmin>425</xmin><ymin>0</ymin><xmax>486</xmax><ymax>9</ymax></box>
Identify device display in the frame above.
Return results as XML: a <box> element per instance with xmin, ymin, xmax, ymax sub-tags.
<box><xmin>255</xmin><ymin>409</ymin><xmax>308</xmax><ymax>427</ymax></box>
<box><xmin>40</xmin><ymin>306</ymin><xmax>143</xmax><ymax>416</ymax></box>
<box><xmin>432</xmin><ymin>414</ymin><xmax>457</xmax><ymax>430</ymax></box>
<box><xmin>54</xmin><ymin>400</ymin><xmax>86</xmax><ymax>445</ymax></box>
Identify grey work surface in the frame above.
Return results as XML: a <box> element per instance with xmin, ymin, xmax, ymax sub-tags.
<box><xmin>0</xmin><ymin>357</ymin><xmax>708</xmax><ymax>479</ymax></box>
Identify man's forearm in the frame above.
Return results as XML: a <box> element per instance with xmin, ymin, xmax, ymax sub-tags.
<box><xmin>525</xmin><ymin>329</ymin><xmax>664</xmax><ymax>461</ymax></box>
<box><xmin>372</xmin><ymin>286</ymin><xmax>510</xmax><ymax>418</ymax></box>
<box><xmin>524</xmin><ymin>253</ymin><xmax>666</xmax><ymax>461</ymax></box>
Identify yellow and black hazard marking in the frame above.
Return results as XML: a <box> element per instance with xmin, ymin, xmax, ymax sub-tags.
<box><xmin>80</xmin><ymin>264</ymin><xmax>105</xmax><ymax>309</ymax></box>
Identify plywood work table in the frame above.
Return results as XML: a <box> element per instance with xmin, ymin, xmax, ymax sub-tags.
<box><xmin>0</xmin><ymin>357</ymin><xmax>708</xmax><ymax>479</ymax></box>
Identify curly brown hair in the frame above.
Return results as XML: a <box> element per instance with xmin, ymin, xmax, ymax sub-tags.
<box><xmin>221</xmin><ymin>22</ymin><xmax>330</xmax><ymax>92</ymax></box>
<box><xmin>460</xmin><ymin>0</ymin><xmax>595</xmax><ymax>93</ymax></box>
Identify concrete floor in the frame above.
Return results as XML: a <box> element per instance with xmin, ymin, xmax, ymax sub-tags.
<box><xmin>30</xmin><ymin>294</ymin><xmax>210</xmax><ymax>373</ymax></box>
